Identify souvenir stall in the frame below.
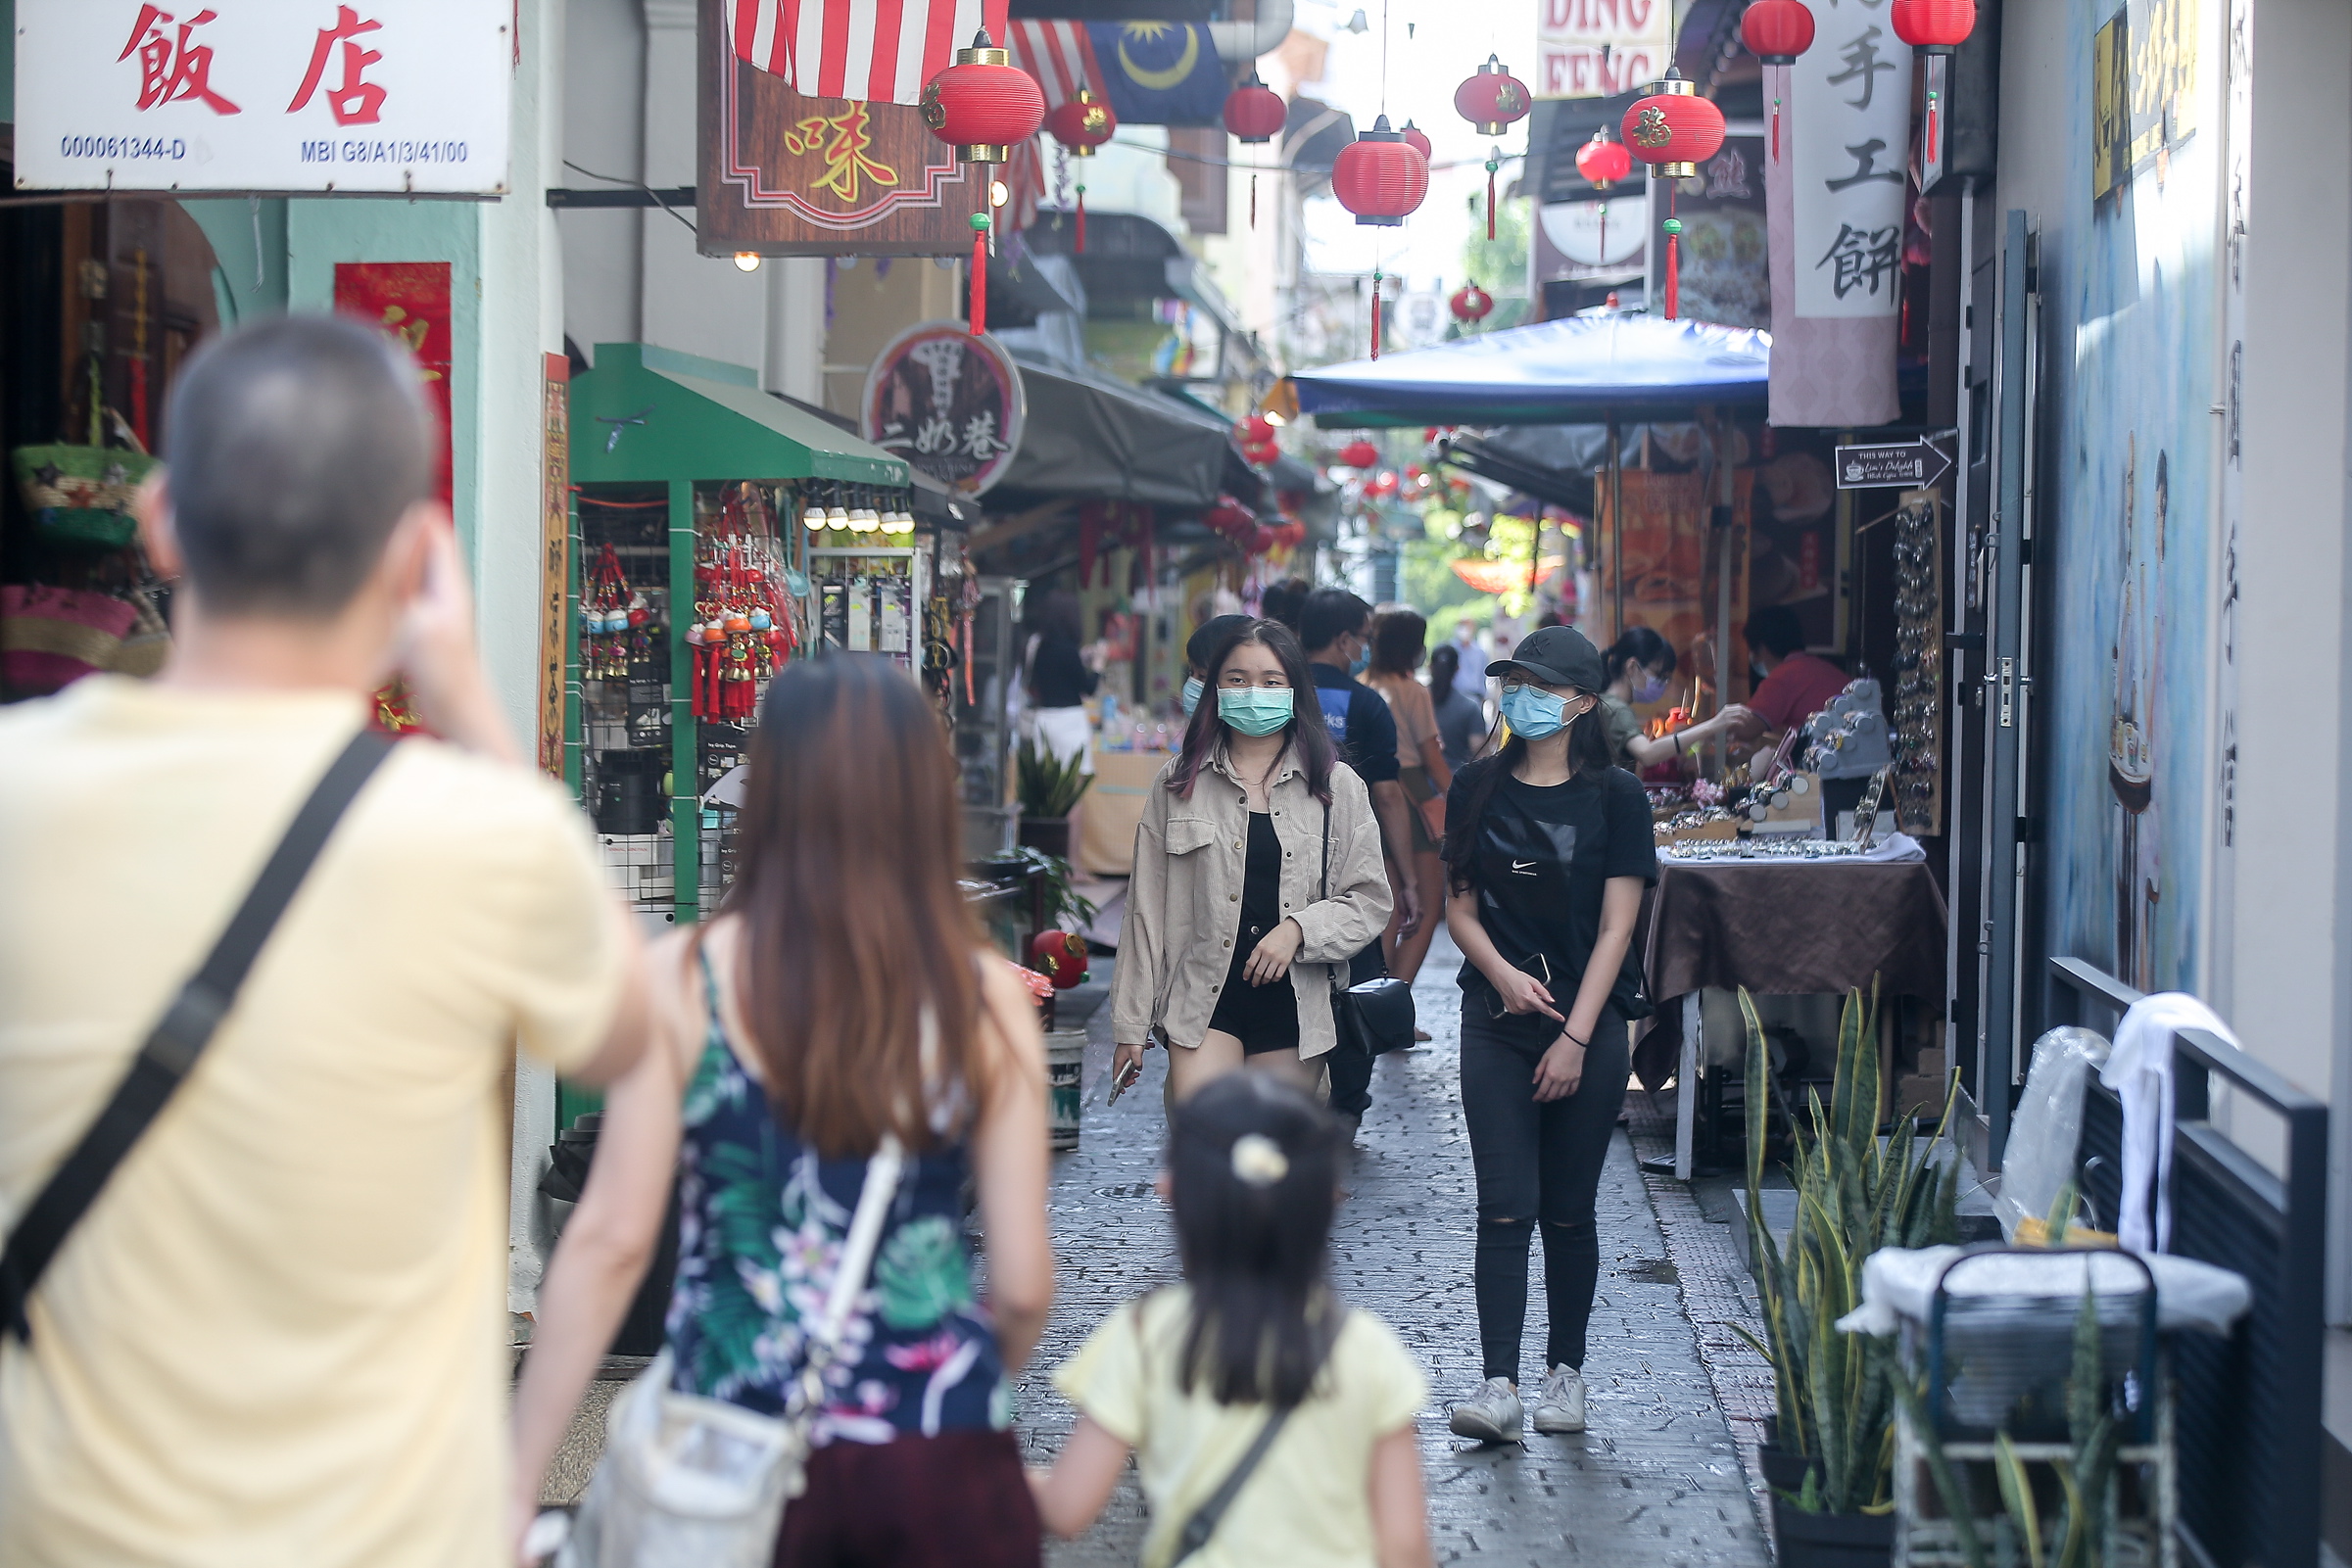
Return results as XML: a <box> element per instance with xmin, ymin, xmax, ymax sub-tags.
<box><xmin>567</xmin><ymin>341</ymin><xmax>924</xmax><ymax>927</ymax></box>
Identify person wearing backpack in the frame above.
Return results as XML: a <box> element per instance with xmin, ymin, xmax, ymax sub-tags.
<box><xmin>510</xmin><ymin>655</ymin><xmax>1055</xmax><ymax>1567</ymax></box>
<box><xmin>1030</xmin><ymin>1074</ymin><xmax>1431</xmax><ymax>1568</ymax></box>
<box><xmin>0</xmin><ymin>315</ymin><xmax>650</xmax><ymax>1566</ymax></box>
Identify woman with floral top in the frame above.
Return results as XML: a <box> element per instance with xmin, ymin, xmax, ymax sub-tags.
<box><xmin>510</xmin><ymin>656</ymin><xmax>1054</xmax><ymax>1567</ymax></box>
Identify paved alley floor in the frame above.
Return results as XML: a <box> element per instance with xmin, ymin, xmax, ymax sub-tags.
<box><xmin>1020</xmin><ymin>929</ymin><xmax>1772</xmax><ymax>1567</ymax></box>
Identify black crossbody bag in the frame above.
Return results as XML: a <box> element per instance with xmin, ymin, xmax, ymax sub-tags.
<box><xmin>0</xmin><ymin>730</ymin><xmax>394</xmax><ymax>1342</ymax></box>
<box><xmin>1319</xmin><ymin>800</ymin><xmax>1416</xmax><ymax>1056</ymax></box>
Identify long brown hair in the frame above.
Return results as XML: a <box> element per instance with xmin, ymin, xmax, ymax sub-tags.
<box><xmin>715</xmin><ymin>655</ymin><xmax>989</xmax><ymax>1157</ymax></box>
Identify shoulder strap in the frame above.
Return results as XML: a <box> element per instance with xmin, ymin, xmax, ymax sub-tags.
<box><xmin>788</xmin><ymin>1135</ymin><xmax>906</xmax><ymax>1416</ymax></box>
<box><xmin>1319</xmin><ymin>796</ymin><xmax>1330</xmax><ymax>903</ymax></box>
<box><xmin>1169</xmin><ymin>1308</ymin><xmax>1349</xmax><ymax>1567</ymax></box>
<box><xmin>0</xmin><ymin>728</ymin><xmax>395</xmax><ymax>1342</ymax></box>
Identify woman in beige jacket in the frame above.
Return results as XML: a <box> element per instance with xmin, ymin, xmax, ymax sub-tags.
<box><xmin>1110</xmin><ymin>619</ymin><xmax>1393</xmax><ymax>1103</ymax></box>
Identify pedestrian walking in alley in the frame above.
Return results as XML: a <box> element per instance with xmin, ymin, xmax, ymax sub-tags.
<box><xmin>1179</xmin><ymin>613</ymin><xmax>1253</xmax><ymax>717</ymax></box>
<box><xmin>1109</xmin><ymin>620</ymin><xmax>1390</xmax><ymax>1107</ymax></box>
<box><xmin>1437</xmin><ymin>625</ymin><xmax>1657</xmax><ymax>1443</ymax></box>
<box><xmin>511</xmin><ymin>656</ymin><xmax>1055</xmax><ymax>1568</ymax></box>
<box><xmin>1299</xmin><ymin>590</ymin><xmax>1420</xmax><ymax>1132</ymax></box>
<box><xmin>1426</xmin><ymin>643</ymin><xmax>1490</xmax><ymax>775</ymax></box>
<box><xmin>0</xmin><ymin>314</ymin><xmax>650</xmax><ymax>1567</ymax></box>
<box><xmin>1031</xmin><ymin>1073</ymin><xmax>1431</xmax><ymax>1568</ymax></box>
<box><xmin>1364</xmin><ymin>608</ymin><xmax>1453</xmax><ymax>986</ymax></box>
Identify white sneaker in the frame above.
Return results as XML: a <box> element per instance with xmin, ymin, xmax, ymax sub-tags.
<box><xmin>1448</xmin><ymin>1376</ymin><xmax>1523</xmax><ymax>1443</ymax></box>
<box><xmin>1530</xmin><ymin>1364</ymin><xmax>1587</xmax><ymax>1434</ymax></box>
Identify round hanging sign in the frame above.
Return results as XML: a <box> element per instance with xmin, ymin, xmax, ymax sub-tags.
<box><xmin>860</xmin><ymin>320</ymin><xmax>1029</xmax><ymax>497</ymax></box>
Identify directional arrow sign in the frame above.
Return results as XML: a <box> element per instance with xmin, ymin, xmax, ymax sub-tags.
<box><xmin>1834</xmin><ymin>435</ymin><xmax>1954</xmax><ymax>490</ymax></box>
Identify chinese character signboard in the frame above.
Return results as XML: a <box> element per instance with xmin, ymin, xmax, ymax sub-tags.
<box><xmin>860</xmin><ymin>323</ymin><xmax>1026</xmax><ymax>497</ymax></box>
<box><xmin>698</xmin><ymin>0</ymin><xmax>983</xmax><ymax>257</ymax></box>
<box><xmin>1535</xmin><ymin>0</ymin><xmax>1673</xmax><ymax>100</ymax></box>
<box><xmin>539</xmin><ymin>353</ymin><xmax>570</xmax><ymax>782</ymax></box>
<box><xmin>15</xmin><ymin>2</ymin><xmax>511</xmax><ymax>194</ymax></box>
<box><xmin>2090</xmin><ymin>0</ymin><xmax>2198</xmax><ymax>205</ymax></box>
<box><xmin>1764</xmin><ymin>23</ymin><xmax>1910</xmax><ymax>425</ymax></box>
<box><xmin>333</xmin><ymin>261</ymin><xmax>452</xmax><ymax>508</ymax></box>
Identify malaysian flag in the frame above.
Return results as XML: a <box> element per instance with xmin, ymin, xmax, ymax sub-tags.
<box><xmin>729</xmin><ymin>0</ymin><xmax>1012</xmax><ymax>107</ymax></box>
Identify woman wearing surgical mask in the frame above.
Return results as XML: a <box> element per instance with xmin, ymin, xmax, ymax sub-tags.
<box><xmin>1597</xmin><ymin>626</ymin><xmax>1752</xmax><ymax>772</ymax></box>
<box><xmin>1110</xmin><ymin>620</ymin><xmax>1392</xmax><ymax>1107</ymax></box>
<box><xmin>1438</xmin><ymin>625</ymin><xmax>1658</xmax><ymax>1448</ymax></box>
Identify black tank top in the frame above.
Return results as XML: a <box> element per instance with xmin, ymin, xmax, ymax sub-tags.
<box><xmin>1235</xmin><ymin>811</ymin><xmax>1283</xmax><ymax>948</ymax></box>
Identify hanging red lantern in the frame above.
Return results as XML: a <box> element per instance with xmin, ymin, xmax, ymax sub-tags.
<box><xmin>1740</xmin><ymin>0</ymin><xmax>1816</xmax><ymax>63</ymax></box>
<box><xmin>1450</xmin><ymin>282</ymin><xmax>1493</xmax><ymax>322</ymax></box>
<box><xmin>1223</xmin><ymin>73</ymin><xmax>1286</xmax><ymax>142</ymax></box>
<box><xmin>1026</xmin><ymin>928</ymin><xmax>1088</xmax><ymax>988</ymax></box>
<box><xmin>1238</xmin><ymin>413</ymin><xmax>1277</xmax><ymax>447</ymax></box>
<box><xmin>1046</xmin><ymin>85</ymin><xmax>1115</xmax><ymax>253</ymax></box>
<box><xmin>1399</xmin><ymin>119</ymin><xmax>1432</xmax><ymax>161</ymax></box>
<box><xmin>1454</xmin><ymin>54</ymin><xmax>1530</xmax><ymax>137</ymax></box>
<box><xmin>1892</xmin><ymin>0</ymin><xmax>1975</xmax><ymax>53</ymax></box>
<box><xmin>1621</xmin><ymin>70</ymin><xmax>1726</xmax><ymax>181</ymax></box>
<box><xmin>920</xmin><ymin>30</ymin><xmax>1046</xmax><ymax>165</ymax></box>
<box><xmin>1574</xmin><ymin>129</ymin><xmax>1632</xmax><ymax>189</ymax></box>
<box><xmin>1338</xmin><ymin>439</ymin><xmax>1380</xmax><ymax>469</ymax></box>
<box><xmin>1367</xmin><ymin>470</ymin><xmax>1398</xmax><ymax>499</ymax></box>
<box><xmin>1331</xmin><ymin>117</ymin><xmax>1429</xmax><ymax>228</ymax></box>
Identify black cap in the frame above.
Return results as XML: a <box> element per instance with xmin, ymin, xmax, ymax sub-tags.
<box><xmin>1185</xmin><ymin>613</ymin><xmax>1255</xmax><ymax>671</ymax></box>
<box><xmin>1487</xmin><ymin>624</ymin><xmax>1607</xmax><ymax>690</ymax></box>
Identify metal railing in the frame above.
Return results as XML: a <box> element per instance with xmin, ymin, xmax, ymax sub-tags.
<box><xmin>2046</xmin><ymin>956</ymin><xmax>2328</xmax><ymax>1568</ymax></box>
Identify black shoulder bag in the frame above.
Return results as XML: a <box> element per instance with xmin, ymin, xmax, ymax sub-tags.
<box><xmin>1169</xmin><ymin>1308</ymin><xmax>1349</xmax><ymax>1566</ymax></box>
<box><xmin>0</xmin><ymin>729</ymin><xmax>395</xmax><ymax>1342</ymax></box>
<box><xmin>1320</xmin><ymin>800</ymin><xmax>1416</xmax><ymax>1057</ymax></box>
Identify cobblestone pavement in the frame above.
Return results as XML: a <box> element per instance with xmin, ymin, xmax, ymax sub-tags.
<box><xmin>1021</xmin><ymin>930</ymin><xmax>1771</xmax><ymax>1566</ymax></box>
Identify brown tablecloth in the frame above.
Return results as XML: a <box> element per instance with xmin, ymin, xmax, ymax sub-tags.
<box><xmin>1644</xmin><ymin>860</ymin><xmax>1948</xmax><ymax>1002</ymax></box>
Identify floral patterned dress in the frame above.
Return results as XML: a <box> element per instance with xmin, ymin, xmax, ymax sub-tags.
<box><xmin>665</xmin><ymin>956</ymin><xmax>1010</xmax><ymax>1445</ymax></box>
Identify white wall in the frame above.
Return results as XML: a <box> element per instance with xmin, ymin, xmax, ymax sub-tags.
<box><xmin>557</xmin><ymin>0</ymin><xmax>648</xmax><ymax>352</ymax></box>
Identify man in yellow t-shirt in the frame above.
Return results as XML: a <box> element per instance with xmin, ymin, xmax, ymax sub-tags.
<box><xmin>0</xmin><ymin>315</ymin><xmax>648</xmax><ymax>1567</ymax></box>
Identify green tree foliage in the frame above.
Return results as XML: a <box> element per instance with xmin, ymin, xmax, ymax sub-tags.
<box><xmin>1458</xmin><ymin>194</ymin><xmax>1532</xmax><ymax>310</ymax></box>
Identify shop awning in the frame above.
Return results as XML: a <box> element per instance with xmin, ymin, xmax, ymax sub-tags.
<box><xmin>990</xmin><ymin>356</ymin><xmax>1236</xmax><ymax>511</ymax></box>
<box><xmin>1291</xmin><ymin>315</ymin><xmax>1772</xmax><ymax>429</ymax></box>
<box><xmin>573</xmin><ymin>342</ymin><xmax>908</xmax><ymax>487</ymax></box>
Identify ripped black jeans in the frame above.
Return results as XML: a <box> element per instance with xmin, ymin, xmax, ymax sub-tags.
<box><xmin>1459</xmin><ymin>1002</ymin><xmax>1630</xmax><ymax>1381</ymax></box>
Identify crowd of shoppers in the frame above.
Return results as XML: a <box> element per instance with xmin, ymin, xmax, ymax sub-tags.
<box><xmin>0</xmin><ymin>312</ymin><xmax>1681</xmax><ymax>1568</ymax></box>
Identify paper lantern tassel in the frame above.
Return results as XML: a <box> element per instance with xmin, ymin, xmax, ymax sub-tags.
<box><xmin>1662</xmin><ymin>214</ymin><xmax>1681</xmax><ymax>321</ymax></box>
<box><xmin>1075</xmin><ymin>184</ymin><xmax>1086</xmax><ymax>254</ymax></box>
<box><xmin>1370</xmin><ymin>270</ymin><xmax>1383</xmax><ymax>359</ymax></box>
<box><xmin>968</xmin><ymin>213</ymin><xmax>989</xmax><ymax>335</ymax></box>
<box><xmin>1485</xmin><ymin>153</ymin><xmax>1500</xmax><ymax>240</ymax></box>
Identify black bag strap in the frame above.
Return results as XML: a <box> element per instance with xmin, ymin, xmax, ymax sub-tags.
<box><xmin>1170</xmin><ymin>1309</ymin><xmax>1348</xmax><ymax>1566</ymax></box>
<box><xmin>0</xmin><ymin>728</ymin><xmax>395</xmax><ymax>1342</ymax></box>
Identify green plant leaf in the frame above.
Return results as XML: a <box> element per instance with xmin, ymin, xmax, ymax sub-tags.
<box><xmin>1891</xmin><ymin>1369</ymin><xmax>1990</xmax><ymax>1568</ymax></box>
<box><xmin>1994</xmin><ymin>1432</ymin><xmax>2045</xmax><ymax>1568</ymax></box>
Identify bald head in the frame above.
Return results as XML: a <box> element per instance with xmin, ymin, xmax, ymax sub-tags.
<box><xmin>164</xmin><ymin>314</ymin><xmax>433</xmax><ymax>617</ymax></box>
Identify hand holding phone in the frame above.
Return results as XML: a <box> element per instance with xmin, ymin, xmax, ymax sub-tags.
<box><xmin>1107</xmin><ymin>1058</ymin><xmax>1142</xmax><ymax>1104</ymax></box>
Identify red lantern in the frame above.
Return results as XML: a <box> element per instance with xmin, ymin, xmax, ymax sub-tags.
<box><xmin>1339</xmin><ymin>440</ymin><xmax>1380</xmax><ymax>469</ymax></box>
<box><xmin>920</xmin><ymin>30</ymin><xmax>1046</xmax><ymax>165</ymax></box>
<box><xmin>1223</xmin><ymin>73</ymin><xmax>1286</xmax><ymax>142</ymax></box>
<box><xmin>1574</xmin><ymin>130</ymin><xmax>1632</xmax><ymax>189</ymax></box>
<box><xmin>1330</xmin><ymin>117</ymin><xmax>1428</xmax><ymax>228</ymax></box>
<box><xmin>1740</xmin><ymin>0</ymin><xmax>1815</xmax><ymax>63</ymax></box>
<box><xmin>1238</xmin><ymin>413</ymin><xmax>1277</xmax><ymax>447</ymax></box>
<box><xmin>1450</xmin><ymin>282</ymin><xmax>1493</xmax><ymax>322</ymax></box>
<box><xmin>1045</xmin><ymin>85</ymin><xmax>1115</xmax><ymax>254</ymax></box>
<box><xmin>1621</xmin><ymin>70</ymin><xmax>1726</xmax><ymax>180</ymax></box>
<box><xmin>1242</xmin><ymin>441</ymin><xmax>1279</xmax><ymax>467</ymax></box>
<box><xmin>1248</xmin><ymin>524</ymin><xmax>1276</xmax><ymax>555</ymax></box>
<box><xmin>1453</xmin><ymin>55</ymin><xmax>1530</xmax><ymax>137</ymax></box>
<box><xmin>1399</xmin><ymin>119</ymin><xmax>1432</xmax><ymax>161</ymax></box>
<box><xmin>1026</xmin><ymin>928</ymin><xmax>1087</xmax><ymax>988</ymax></box>
<box><xmin>1892</xmin><ymin>0</ymin><xmax>1975</xmax><ymax>54</ymax></box>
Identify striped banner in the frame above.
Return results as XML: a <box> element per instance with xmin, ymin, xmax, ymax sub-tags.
<box><xmin>729</xmin><ymin>0</ymin><xmax>1010</xmax><ymax>108</ymax></box>
<box><xmin>1007</xmin><ymin>19</ymin><xmax>1101</xmax><ymax>112</ymax></box>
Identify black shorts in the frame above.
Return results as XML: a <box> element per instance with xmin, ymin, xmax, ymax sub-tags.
<box><xmin>1205</xmin><ymin>945</ymin><xmax>1301</xmax><ymax>1055</ymax></box>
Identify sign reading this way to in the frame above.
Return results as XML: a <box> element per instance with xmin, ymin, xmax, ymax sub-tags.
<box><xmin>1834</xmin><ymin>435</ymin><xmax>1954</xmax><ymax>490</ymax></box>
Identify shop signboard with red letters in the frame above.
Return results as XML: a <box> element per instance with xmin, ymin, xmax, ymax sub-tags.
<box><xmin>860</xmin><ymin>323</ymin><xmax>1026</xmax><ymax>497</ymax></box>
<box><xmin>14</xmin><ymin>1</ymin><xmax>512</xmax><ymax>194</ymax></box>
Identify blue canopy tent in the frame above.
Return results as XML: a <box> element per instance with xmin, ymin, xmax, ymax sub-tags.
<box><xmin>1290</xmin><ymin>314</ymin><xmax>1770</xmax><ymax>429</ymax></box>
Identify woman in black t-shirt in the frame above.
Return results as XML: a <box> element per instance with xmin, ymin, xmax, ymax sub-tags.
<box><xmin>1436</xmin><ymin>625</ymin><xmax>1658</xmax><ymax>1446</ymax></box>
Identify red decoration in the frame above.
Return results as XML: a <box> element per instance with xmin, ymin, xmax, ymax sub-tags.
<box><xmin>968</xmin><ymin>213</ymin><xmax>990</xmax><ymax>333</ymax></box>
<box><xmin>1574</xmin><ymin>130</ymin><xmax>1632</xmax><ymax>189</ymax></box>
<box><xmin>1046</xmin><ymin>85</ymin><xmax>1115</xmax><ymax>155</ymax></box>
<box><xmin>1621</xmin><ymin>70</ymin><xmax>1726</xmax><ymax>180</ymax></box>
<box><xmin>1740</xmin><ymin>0</ymin><xmax>1815</xmax><ymax>63</ymax></box>
<box><xmin>1331</xmin><ymin>117</ymin><xmax>1429</xmax><ymax>228</ymax></box>
<box><xmin>1243</xmin><ymin>441</ymin><xmax>1280</xmax><ymax>467</ymax></box>
<box><xmin>1238</xmin><ymin>413</ymin><xmax>1277</xmax><ymax>447</ymax></box>
<box><xmin>1892</xmin><ymin>0</ymin><xmax>1975</xmax><ymax>53</ymax></box>
<box><xmin>1399</xmin><ymin>119</ymin><xmax>1432</xmax><ymax>160</ymax></box>
<box><xmin>1339</xmin><ymin>439</ymin><xmax>1380</xmax><ymax>468</ymax></box>
<box><xmin>1450</xmin><ymin>282</ymin><xmax>1494</xmax><ymax>322</ymax></box>
<box><xmin>1453</xmin><ymin>54</ymin><xmax>1530</xmax><ymax>137</ymax></box>
<box><xmin>1027</xmin><ymin>928</ymin><xmax>1088</xmax><ymax>988</ymax></box>
<box><xmin>920</xmin><ymin>30</ymin><xmax>1046</xmax><ymax>164</ymax></box>
<box><xmin>1222</xmin><ymin>73</ymin><xmax>1286</xmax><ymax>142</ymax></box>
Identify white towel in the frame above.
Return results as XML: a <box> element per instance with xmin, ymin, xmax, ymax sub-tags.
<box><xmin>2100</xmin><ymin>992</ymin><xmax>2239</xmax><ymax>1253</ymax></box>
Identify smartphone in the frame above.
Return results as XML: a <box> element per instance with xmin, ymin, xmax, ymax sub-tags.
<box><xmin>1487</xmin><ymin>952</ymin><xmax>1553</xmax><ymax>1019</ymax></box>
<box><xmin>1107</xmin><ymin>1057</ymin><xmax>1142</xmax><ymax>1104</ymax></box>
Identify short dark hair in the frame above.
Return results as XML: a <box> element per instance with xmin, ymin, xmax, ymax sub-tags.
<box><xmin>1368</xmin><ymin>607</ymin><xmax>1426</xmax><ymax>676</ymax></box>
<box><xmin>1605</xmin><ymin>625</ymin><xmax>1678</xmax><ymax>686</ymax></box>
<box><xmin>1260</xmin><ymin>577</ymin><xmax>1313</xmax><ymax>632</ymax></box>
<box><xmin>1299</xmin><ymin>588</ymin><xmax>1372</xmax><ymax>655</ymax></box>
<box><xmin>165</xmin><ymin>315</ymin><xmax>432</xmax><ymax>617</ymax></box>
<box><xmin>1743</xmin><ymin>604</ymin><xmax>1806</xmax><ymax>659</ymax></box>
<box><xmin>1185</xmin><ymin>612</ymin><xmax>1253</xmax><ymax>674</ymax></box>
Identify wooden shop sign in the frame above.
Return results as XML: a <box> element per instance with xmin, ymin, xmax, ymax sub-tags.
<box><xmin>696</xmin><ymin>0</ymin><xmax>984</xmax><ymax>258</ymax></box>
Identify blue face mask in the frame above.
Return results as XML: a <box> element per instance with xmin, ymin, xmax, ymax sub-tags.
<box><xmin>1218</xmin><ymin>687</ymin><xmax>1294</xmax><ymax>736</ymax></box>
<box><xmin>1348</xmin><ymin>642</ymin><xmax>1371</xmax><ymax>677</ymax></box>
<box><xmin>1180</xmin><ymin>676</ymin><xmax>1204</xmax><ymax>716</ymax></box>
<box><xmin>1499</xmin><ymin>684</ymin><xmax>1571</xmax><ymax>739</ymax></box>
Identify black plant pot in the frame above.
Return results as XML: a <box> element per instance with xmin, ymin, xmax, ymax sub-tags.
<box><xmin>1770</xmin><ymin>1495</ymin><xmax>1894</xmax><ymax>1568</ymax></box>
<box><xmin>1757</xmin><ymin>1415</ymin><xmax>1822</xmax><ymax>1494</ymax></box>
<box><xmin>1019</xmin><ymin>815</ymin><xmax>1072</xmax><ymax>857</ymax></box>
